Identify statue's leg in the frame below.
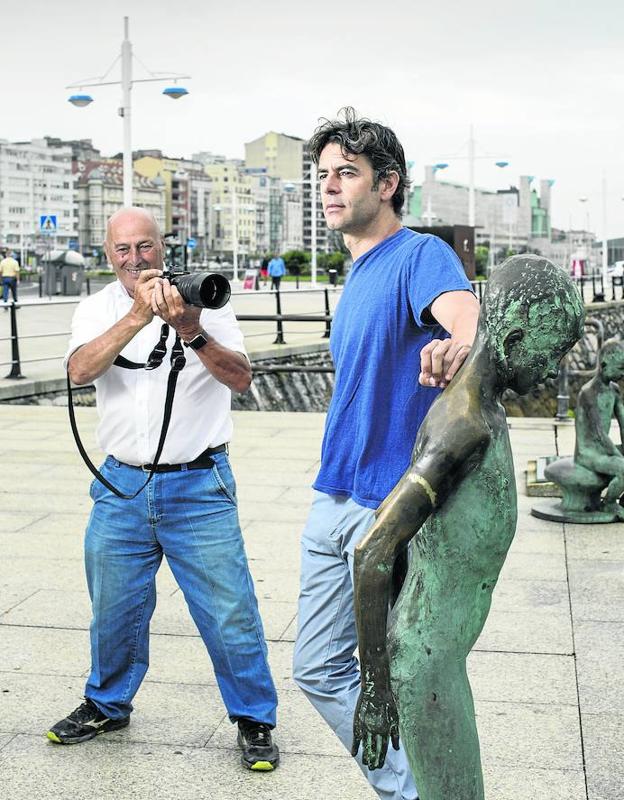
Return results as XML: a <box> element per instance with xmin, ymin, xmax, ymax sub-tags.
<box><xmin>580</xmin><ymin>454</ymin><xmax>624</xmax><ymax>516</ymax></box>
<box><xmin>393</xmin><ymin>653</ymin><xmax>484</xmax><ymax>800</ymax></box>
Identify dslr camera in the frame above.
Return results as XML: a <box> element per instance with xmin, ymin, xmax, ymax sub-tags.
<box><xmin>162</xmin><ymin>267</ymin><xmax>231</xmax><ymax>309</ymax></box>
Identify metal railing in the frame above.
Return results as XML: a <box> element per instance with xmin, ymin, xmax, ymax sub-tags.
<box><xmin>3</xmin><ymin>275</ymin><xmax>621</xmax><ymax>383</ymax></box>
<box><xmin>0</xmin><ymin>286</ymin><xmax>338</xmax><ymax>380</ymax></box>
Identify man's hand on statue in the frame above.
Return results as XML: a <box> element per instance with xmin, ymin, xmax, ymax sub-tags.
<box><xmin>419</xmin><ymin>338</ymin><xmax>471</xmax><ymax>389</ymax></box>
<box><xmin>152</xmin><ymin>278</ymin><xmax>202</xmax><ymax>333</ymax></box>
<box><xmin>130</xmin><ymin>269</ymin><xmax>164</xmax><ymax>326</ymax></box>
<box><xmin>352</xmin><ymin>686</ymin><xmax>400</xmax><ymax>770</ymax></box>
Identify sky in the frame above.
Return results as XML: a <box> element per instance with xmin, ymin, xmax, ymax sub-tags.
<box><xmin>2</xmin><ymin>0</ymin><xmax>623</xmax><ymax>236</ymax></box>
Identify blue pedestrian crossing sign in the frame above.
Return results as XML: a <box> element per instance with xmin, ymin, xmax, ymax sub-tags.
<box><xmin>40</xmin><ymin>215</ymin><xmax>57</xmax><ymax>234</ymax></box>
<box><xmin>186</xmin><ymin>237</ymin><xmax>197</xmax><ymax>249</ymax></box>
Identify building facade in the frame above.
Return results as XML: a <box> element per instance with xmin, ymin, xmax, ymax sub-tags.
<box><xmin>407</xmin><ymin>167</ymin><xmax>553</xmax><ymax>253</ymax></box>
<box><xmin>0</xmin><ymin>138</ymin><xmax>76</xmax><ymax>262</ymax></box>
<box><xmin>75</xmin><ymin>160</ymin><xmax>165</xmax><ymax>260</ymax></box>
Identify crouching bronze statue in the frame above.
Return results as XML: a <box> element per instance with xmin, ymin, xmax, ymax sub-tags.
<box><xmin>532</xmin><ymin>337</ymin><xmax>624</xmax><ymax>523</ymax></box>
<box><xmin>352</xmin><ymin>255</ymin><xmax>584</xmax><ymax>800</ymax></box>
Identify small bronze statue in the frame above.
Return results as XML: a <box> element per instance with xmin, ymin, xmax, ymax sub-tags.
<box><xmin>532</xmin><ymin>337</ymin><xmax>624</xmax><ymax>523</ymax></box>
<box><xmin>352</xmin><ymin>255</ymin><xmax>584</xmax><ymax>800</ymax></box>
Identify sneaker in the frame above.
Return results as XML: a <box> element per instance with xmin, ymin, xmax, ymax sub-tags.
<box><xmin>46</xmin><ymin>698</ymin><xmax>130</xmax><ymax>744</ymax></box>
<box><xmin>237</xmin><ymin>718</ymin><xmax>280</xmax><ymax>771</ymax></box>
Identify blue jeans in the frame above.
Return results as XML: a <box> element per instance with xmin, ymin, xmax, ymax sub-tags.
<box><xmin>84</xmin><ymin>453</ymin><xmax>277</xmax><ymax>726</ymax></box>
<box><xmin>2</xmin><ymin>277</ymin><xmax>17</xmax><ymax>303</ymax></box>
<box><xmin>293</xmin><ymin>491</ymin><xmax>418</xmax><ymax>800</ymax></box>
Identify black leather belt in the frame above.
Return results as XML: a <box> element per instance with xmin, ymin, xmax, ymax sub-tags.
<box><xmin>123</xmin><ymin>444</ymin><xmax>228</xmax><ymax>473</ymax></box>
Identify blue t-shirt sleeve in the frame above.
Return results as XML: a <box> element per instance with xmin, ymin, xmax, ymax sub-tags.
<box><xmin>409</xmin><ymin>235</ymin><xmax>474</xmax><ymax>327</ymax></box>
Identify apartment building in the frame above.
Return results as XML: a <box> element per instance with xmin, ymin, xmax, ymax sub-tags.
<box><xmin>0</xmin><ymin>138</ymin><xmax>76</xmax><ymax>262</ymax></box>
<box><xmin>75</xmin><ymin>159</ymin><xmax>165</xmax><ymax>259</ymax></box>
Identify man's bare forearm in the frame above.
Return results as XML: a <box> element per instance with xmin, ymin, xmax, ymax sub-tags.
<box><xmin>68</xmin><ymin>312</ymin><xmax>147</xmax><ymax>385</ymax></box>
<box><xmin>186</xmin><ymin>330</ymin><xmax>251</xmax><ymax>393</ymax></box>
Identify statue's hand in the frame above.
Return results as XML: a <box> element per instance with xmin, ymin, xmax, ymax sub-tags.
<box><xmin>352</xmin><ymin>683</ymin><xmax>400</xmax><ymax>770</ymax></box>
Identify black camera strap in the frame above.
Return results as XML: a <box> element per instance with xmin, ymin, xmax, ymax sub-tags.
<box><xmin>67</xmin><ymin>326</ymin><xmax>187</xmax><ymax>500</ymax></box>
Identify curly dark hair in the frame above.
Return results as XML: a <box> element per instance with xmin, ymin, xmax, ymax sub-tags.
<box><xmin>307</xmin><ymin>107</ymin><xmax>410</xmax><ymax>217</ymax></box>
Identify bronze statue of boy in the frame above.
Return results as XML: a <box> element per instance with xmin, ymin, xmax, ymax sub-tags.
<box><xmin>533</xmin><ymin>336</ymin><xmax>624</xmax><ymax>523</ymax></box>
<box><xmin>352</xmin><ymin>255</ymin><xmax>584</xmax><ymax>800</ymax></box>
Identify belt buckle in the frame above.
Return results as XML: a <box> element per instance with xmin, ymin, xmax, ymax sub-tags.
<box><xmin>141</xmin><ymin>463</ymin><xmax>153</xmax><ymax>473</ymax></box>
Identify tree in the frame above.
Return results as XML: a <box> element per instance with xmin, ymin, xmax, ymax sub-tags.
<box><xmin>474</xmin><ymin>246</ymin><xmax>489</xmax><ymax>277</ymax></box>
<box><xmin>282</xmin><ymin>250</ymin><xmax>310</xmax><ymax>275</ymax></box>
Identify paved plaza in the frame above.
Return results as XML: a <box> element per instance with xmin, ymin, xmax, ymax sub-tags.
<box><xmin>0</xmin><ymin>281</ymin><xmax>623</xmax><ymax>799</ymax></box>
<box><xmin>0</xmin><ymin>280</ymin><xmax>340</xmax><ymax>398</ymax></box>
<box><xmin>0</xmin><ymin>403</ymin><xmax>623</xmax><ymax>800</ymax></box>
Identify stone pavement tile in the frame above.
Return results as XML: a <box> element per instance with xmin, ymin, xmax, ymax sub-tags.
<box><xmin>468</xmin><ymin>651</ymin><xmax>577</xmax><ymax>706</ymax></box>
<box><xmin>273</xmin><ymin>485</ymin><xmax>316</xmax><ymax>506</ymax></box>
<box><xmin>568</xmin><ymin>558</ymin><xmax>624</xmax><ymax>622</ymax></box>
<box><xmin>0</xmin><ymin>625</ymin><xmax>90</xmax><ymax>676</ymax></box>
<box><xmin>0</xmin><ymin>464</ymin><xmax>49</xmax><ymax>483</ymax></box>
<box><xmin>575</xmin><ymin>620</ymin><xmax>624</xmax><ymax>714</ymax></box>
<box><xmin>1</xmin><ymin>589</ymin><xmax>90</xmax><ymax>630</ymax></box>
<box><xmin>236</xmin><ymin>499</ymin><xmax>312</xmax><ymax>524</ymax></box>
<box><xmin>490</xmin><ymin>577</ymin><xmax>570</xmax><ymax>616</ymax></box>
<box><xmin>280</xmin><ymin>616</ymin><xmax>297</xmax><ymax>642</ymax></box>
<box><xmin>146</xmin><ymin>636</ymin><xmax>295</xmax><ymax>691</ymax></box>
<box><xmin>582</xmin><ymin>711</ymin><xmax>624</xmax><ymax>800</ymax></box>
<box><xmin>233</xmin><ymin>484</ymin><xmax>288</xmax><ymax>503</ymax></box>
<box><xmin>2</xmin><ymin>671</ymin><xmax>227</xmax><ymax>747</ymax></box>
<box><xmin>476</xmin><ymin>700</ymin><xmax>583</xmax><ymax>770</ymax></box>
<box><xmin>0</xmin><ymin>587</ymin><xmax>40</xmax><ymax>615</ymax></box>
<box><xmin>250</xmin><ymin>568</ymin><xmax>302</xmax><ymax>602</ymax></box>
<box><xmin>148</xmin><ymin>589</ymin><xmax>294</xmax><ymax>643</ymax></box>
<box><xmin>209</xmin><ymin>687</ymin><xmax>348</xmax><ymax>759</ymax></box>
<box><xmin>566</xmin><ymin>522</ymin><xmax>624</xmax><ymax>560</ymax></box>
<box><xmin>511</xmin><ymin>523</ymin><xmax>565</xmax><ymax>556</ymax></box>
<box><xmin>256</xmin><ymin>599</ymin><xmax>297</xmax><ymax>641</ymax></box>
<box><xmin>0</xmin><ymin>531</ymin><xmax>84</xmax><ymax>561</ymax></box>
<box><xmin>483</xmin><ymin>762</ymin><xmax>586</xmax><ymax>800</ymax></box>
<box><xmin>0</xmin><ymin>511</ymin><xmax>47</xmax><ymax>533</ymax></box>
<box><xmin>0</xmin><ymin>557</ymin><xmax>82</xmax><ymax>590</ymax></box>
<box><xmin>0</xmin><ymin>732</ymin><xmax>16</xmax><ymax>752</ymax></box>
<box><xmin>499</xmin><ymin>550</ymin><xmax>568</xmax><ymax>582</ymax></box>
<box><xmin>2</xmin><ymin>450</ymin><xmax>92</xmax><ymax>466</ymax></box>
<box><xmin>0</xmin><ymin>491</ymin><xmax>92</xmax><ymax>514</ymax></box>
<box><xmin>0</xmin><ymin>734</ymin><xmax>374</xmax><ymax>800</ymax></box>
<box><xmin>235</xmin><ymin>468</ymin><xmax>315</xmax><ymax>489</ymax></box>
<box><xmin>15</xmin><ymin>512</ymin><xmax>90</xmax><ymax>536</ymax></box>
<box><xmin>475</xmin><ymin>608</ymin><xmax>573</xmax><ymax>654</ymax></box>
<box><xmin>5</xmin><ymin>476</ymin><xmax>91</xmax><ymax>498</ymax></box>
<box><xmin>242</xmin><ymin>519</ymin><xmax>302</xmax><ymax>549</ymax></box>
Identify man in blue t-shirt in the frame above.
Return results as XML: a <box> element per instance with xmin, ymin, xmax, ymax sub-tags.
<box><xmin>267</xmin><ymin>254</ymin><xmax>286</xmax><ymax>291</ymax></box>
<box><xmin>293</xmin><ymin>108</ymin><xmax>480</xmax><ymax>800</ymax></box>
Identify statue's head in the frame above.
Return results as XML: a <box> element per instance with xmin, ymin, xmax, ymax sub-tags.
<box><xmin>482</xmin><ymin>254</ymin><xmax>585</xmax><ymax>394</ymax></box>
<box><xmin>599</xmin><ymin>337</ymin><xmax>624</xmax><ymax>382</ymax></box>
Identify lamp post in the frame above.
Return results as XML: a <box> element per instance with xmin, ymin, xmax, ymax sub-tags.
<box><xmin>434</xmin><ymin>129</ymin><xmax>509</xmax><ymax>228</ymax></box>
<box><xmin>67</xmin><ymin>16</ymin><xmax>190</xmax><ymax>207</ymax></box>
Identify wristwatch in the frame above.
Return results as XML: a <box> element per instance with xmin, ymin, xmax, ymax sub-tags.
<box><xmin>183</xmin><ymin>331</ymin><xmax>208</xmax><ymax>351</ymax></box>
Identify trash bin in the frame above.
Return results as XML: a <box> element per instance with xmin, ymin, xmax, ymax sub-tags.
<box><xmin>61</xmin><ymin>265</ymin><xmax>84</xmax><ymax>296</ymax></box>
<box><xmin>44</xmin><ymin>263</ymin><xmax>58</xmax><ymax>295</ymax></box>
<box><xmin>328</xmin><ymin>269</ymin><xmax>338</xmax><ymax>286</ymax></box>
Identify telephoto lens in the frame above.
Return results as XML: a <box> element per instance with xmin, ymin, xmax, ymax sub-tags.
<box><xmin>165</xmin><ymin>271</ymin><xmax>231</xmax><ymax>309</ymax></box>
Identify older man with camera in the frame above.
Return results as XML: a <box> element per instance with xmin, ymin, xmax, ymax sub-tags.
<box><xmin>47</xmin><ymin>207</ymin><xmax>279</xmax><ymax>772</ymax></box>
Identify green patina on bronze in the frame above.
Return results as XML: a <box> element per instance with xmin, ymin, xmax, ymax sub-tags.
<box><xmin>352</xmin><ymin>255</ymin><xmax>584</xmax><ymax>800</ymax></box>
<box><xmin>535</xmin><ymin>337</ymin><xmax>624</xmax><ymax>523</ymax></box>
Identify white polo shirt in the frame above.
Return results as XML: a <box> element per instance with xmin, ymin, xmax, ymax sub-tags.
<box><xmin>65</xmin><ymin>280</ymin><xmax>247</xmax><ymax>466</ymax></box>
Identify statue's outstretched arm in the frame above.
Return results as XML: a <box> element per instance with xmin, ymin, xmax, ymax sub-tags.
<box><xmin>353</xmin><ymin>420</ymin><xmax>488</xmax><ymax>770</ymax></box>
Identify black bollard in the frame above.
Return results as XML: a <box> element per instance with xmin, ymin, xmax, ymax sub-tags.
<box><xmin>273</xmin><ymin>289</ymin><xmax>286</xmax><ymax>345</ymax></box>
<box><xmin>323</xmin><ymin>288</ymin><xmax>331</xmax><ymax>338</ymax></box>
<box><xmin>6</xmin><ymin>303</ymin><xmax>24</xmax><ymax>379</ymax></box>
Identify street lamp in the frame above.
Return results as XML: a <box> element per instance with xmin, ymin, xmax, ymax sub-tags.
<box><xmin>434</xmin><ymin>127</ymin><xmax>509</xmax><ymax>227</ymax></box>
<box><xmin>67</xmin><ymin>16</ymin><xmax>190</xmax><ymax>207</ymax></box>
